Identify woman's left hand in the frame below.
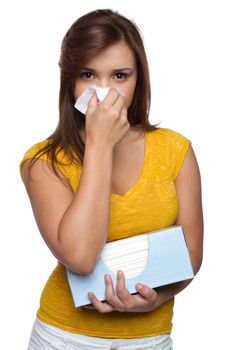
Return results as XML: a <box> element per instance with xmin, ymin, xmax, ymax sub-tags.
<box><xmin>84</xmin><ymin>271</ymin><xmax>160</xmax><ymax>313</ymax></box>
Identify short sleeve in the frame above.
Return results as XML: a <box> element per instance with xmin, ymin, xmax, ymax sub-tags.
<box><xmin>19</xmin><ymin>140</ymin><xmax>77</xmax><ymax>179</ymax></box>
<box><xmin>167</xmin><ymin>129</ymin><xmax>191</xmax><ymax>180</ymax></box>
<box><xmin>19</xmin><ymin>140</ymin><xmax>53</xmax><ymax>179</ymax></box>
<box><xmin>19</xmin><ymin>140</ymin><xmax>83</xmax><ymax>192</ymax></box>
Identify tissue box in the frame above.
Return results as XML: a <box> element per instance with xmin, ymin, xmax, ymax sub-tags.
<box><xmin>66</xmin><ymin>226</ymin><xmax>194</xmax><ymax>307</ymax></box>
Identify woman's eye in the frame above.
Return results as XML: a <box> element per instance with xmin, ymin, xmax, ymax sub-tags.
<box><xmin>80</xmin><ymin>72</ymin><xmax>95</xmax><ymax>79</ymax></box>
<box><xmin>114</xmin><ymin>72</ymin><xmax>128</xmax><ymax>80</ymax></box>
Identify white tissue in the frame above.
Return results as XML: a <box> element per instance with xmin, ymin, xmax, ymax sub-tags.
<box><xmin>74</xmin><ymin>85</ymin><xmax>122</xmax><ymax>115</ymax></box>
<box><xmin>101</xmin><ymin>233</ymin><xmax>149</xmax><ymax>278</ymax></box>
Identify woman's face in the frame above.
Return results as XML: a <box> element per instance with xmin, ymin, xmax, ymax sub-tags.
<box><xmin>74</xmin><ymin>41</ymin><xmax>138</xmax><ymax>109</ymax></box>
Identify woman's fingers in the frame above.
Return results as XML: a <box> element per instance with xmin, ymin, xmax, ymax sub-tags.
<box><xmin>87</xmin><ymin>273</ymin><xmax>126</xmax><ymax>313</ymax></box>
<box><xmin>87</xmin><ymin>292</ymin><xmax>115</xmax><ymax>313</ymax></box>
<box><xmin>87</xmin><ymin>275</ymin><xmax>159</xmax><ymax>313</ymax></box>
<box><xmin>135</xmin><ymin>283</ymin><xmax>158</xmax><ymax>303</ymax></box>
<box><xmin>105</xmin><ymin>274</ymin><xmax>125</xmax><ymax>310</ymax></box>
<box><xmin>86</xmin><ymin>92</ymin><xmax>98</xmax><ymax>114</ymax></box>
<box><xmin>100</xmin><ymin>88</ymin><xmax>120</xmax><ymax>107</ymax></box>
<box><xmin>115</xmin><ymin>271</ymin><xmax>131</xmax><ymax>303</ymax></box>
<box><xmin>112</xmin><ymin>94</ymin><xmax>125</xmax><ymax>110</ymax></box>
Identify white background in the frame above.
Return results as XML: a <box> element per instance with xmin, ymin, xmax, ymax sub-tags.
<box><xmin>1</xmin><ymin>0</ymin><xmax>233</xmax><ymax>349</ymax></box>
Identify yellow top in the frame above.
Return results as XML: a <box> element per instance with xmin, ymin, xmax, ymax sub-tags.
<box><xmin>20</xmin><ymin>128</ymin><xmax>191</xmax><ymax>338</ymax></box>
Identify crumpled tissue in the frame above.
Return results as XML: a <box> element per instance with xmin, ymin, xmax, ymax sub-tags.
<box><xmin>74</xmin><ymin>85</ymin><xmax>122</xmax><ymax>115</ymax></box>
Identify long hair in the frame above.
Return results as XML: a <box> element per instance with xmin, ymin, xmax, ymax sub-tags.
<box><xmin>29</xmin><ymin>9</ymin><xmax>157</xmax><ymax>175</ymax></box>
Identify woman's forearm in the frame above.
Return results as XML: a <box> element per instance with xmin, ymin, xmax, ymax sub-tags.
<box><xmin>153</xmin><ymin>279</ymin><xmax>192</xmax><ymax>309</ymax></box>
<box><xmin>153</xmin><ymin>254</ymin><xmax>202</xmax><ymax>309</ymax></box>
<box><xmin>58</xmin><ymin>141</ymin><xmax>113</xmax><ymax>274</ymax></box>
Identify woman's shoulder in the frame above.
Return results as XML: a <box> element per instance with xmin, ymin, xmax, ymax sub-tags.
<box><xmin>149</xmin><ymin>127</ymin><xmax>191</xmax><ymax>149</ymax></box>
<box><xmin>19</xmin><ymin>138</ymin><xmax>82</xmax><ymax>185</ymax></box>
<box><xmin>19</xmin><ymin>139</ymin><xmax>53</xmax><ymax>177</ymax></box>
<box><xmin>20</xmin><ymin>139</ymin><xmax>54</xmax><ymax>165</ymax></box>
<box><xmin>149</xmin><ymin>127</ymin><xmax>189</xmax><ymax>141</ymax></box>
<box><xmin>148</xmin><ymin>127</ymin><xmax>191</xmax><ymax>180</ymax></box>
<box><xmin>21</xmin><ymin>139</ymin><xmax>52</xmax><ymax>159</ymax></box>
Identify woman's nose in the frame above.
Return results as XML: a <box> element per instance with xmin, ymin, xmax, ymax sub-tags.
<box><xmin>97</xmin><ymin>78</ymin><xmax>115</xmax><ymax>88</ymax></box>
<box><xmin>97</xmin><ymin>80</ymin><xmax>109</xmax><ymax>88</ymax></box>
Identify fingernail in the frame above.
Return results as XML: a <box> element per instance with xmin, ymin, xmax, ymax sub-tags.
<box><xmin>117</xmin><ymin>270</ymin><xmax>123</xmax><ymax>277</ymax></box>
<box><xmin>105</xmin><ymin>274</ymin><xmax>110</xmax><ymax>281</ymax></box>
<box><xmin>137</xmin><ymin>283</ymin><xmax>143</xmax><ymax>290</ymax></box>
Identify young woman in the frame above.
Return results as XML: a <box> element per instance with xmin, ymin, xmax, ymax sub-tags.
<box><xmin>20</xmin><ymin>9</ymin><xmax>203</xmax><ymax>350</ymax></box>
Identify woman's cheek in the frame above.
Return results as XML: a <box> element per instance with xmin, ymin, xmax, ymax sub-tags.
<box><xmin>124</xmin><ymin>92</ymin><xmax>135</xmax><ymax>109</ymax></box>
<box><xmin>74</xmin><ymin>81</ymin><xmax>89</xmax><ymax>100</ymax></box>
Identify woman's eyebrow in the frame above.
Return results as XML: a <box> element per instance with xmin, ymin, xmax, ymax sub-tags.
<box><xmin>81</xmin><ymin>67</ymin><xmax>134</xmax><ymax>72</ymax></box>
<box><xmin>112</xmin><ymin>68</ymin><xmax>134</xmax><ymax>72</ymax></box>
<box><xmin>81</xmin><ymin>67</ymin><xmax>96</xmax><ymax>72</ymax></box>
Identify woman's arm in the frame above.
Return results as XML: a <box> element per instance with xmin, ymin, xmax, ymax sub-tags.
<box><xmin>22</xmin><ymin>90</ymin><xmax>129</xmax><ymax>275</ymax></box>
<box><xmin>152</xmin><ymin>144</ymin><xmax>203</xmax><ymax>307</ymax></box>
<box><xmin>86</xmin><ymin>144</ymin><xmax>204</xmax><ymax>312</ymax></box>
<box><xmin>22</xmin><ymin>142</ymin><xmax>113</xmax><ymax>275</ymax></box>
<box><xmin>174</xmin><ymin>144</ymin><xmax>204</xmax><ymax>274</ymax></box>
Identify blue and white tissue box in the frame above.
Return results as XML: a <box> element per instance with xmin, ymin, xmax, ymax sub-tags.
<box><xmin>66</xmin><ymin>226</ymin><xmax>194</xmax><ymax>307</ymax></box>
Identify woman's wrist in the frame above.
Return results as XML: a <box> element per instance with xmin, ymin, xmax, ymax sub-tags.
<box><xmin>152</xmin><ymin>279</ymin><xmax>192</xmax><ymax>310</ymax></box>
<box><xmin>152</xmin><ymin>288</ymin><xmax>164</xmax><ymax>309</ymax></box>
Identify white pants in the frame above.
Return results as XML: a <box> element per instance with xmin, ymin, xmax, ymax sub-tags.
<box><xmin>28</xmin><ymin>317</ymin><xmax>173</xmax><ymax>350</ymax></box>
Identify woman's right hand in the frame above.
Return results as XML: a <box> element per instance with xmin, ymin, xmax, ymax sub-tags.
<box><xmin>85</xmin><ymin>88</ymin><xmax>130</xmax><ymax>150</ymax></box>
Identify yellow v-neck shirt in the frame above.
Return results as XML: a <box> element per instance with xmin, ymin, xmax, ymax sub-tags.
<box><xmin>20</xmin><ymin>128</ymin><xmax>190</xmax><ymax>338</ymax></box>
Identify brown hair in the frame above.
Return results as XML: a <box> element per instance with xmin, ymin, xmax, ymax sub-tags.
<box><xmin>29</xmin><ymin>9</ymin><xmax>157</xmax><ymax>175</ymax></box>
